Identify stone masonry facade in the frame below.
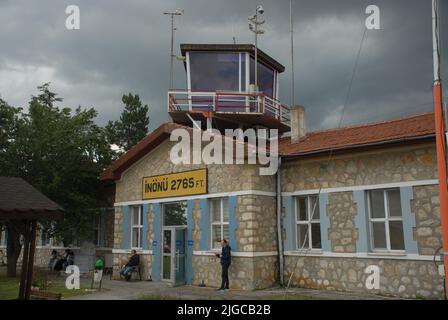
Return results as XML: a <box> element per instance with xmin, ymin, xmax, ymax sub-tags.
<box><xmin>281</xmin><ymin>143</ymin><xmax>445</xmax><ymax>299</ymax></box>
<box><xmin>112</xmin><ymin>140</ymin><xmax>279</xmax><ymax>289</ymax></box>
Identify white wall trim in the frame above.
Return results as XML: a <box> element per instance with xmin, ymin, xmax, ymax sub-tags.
<box><xmin>282</xmin><ymin>179</ymin><xmax>438</xmax><ymax>197</ymax></box>
<box><xmin>284</xmin><ymin>250</ymin><xmax>441</xmax><ymax>262</ymax></box>
<box><xmin>112</xmin><ymin>248</ymin><xmax>153</xmax><ymax>255</ymax></box>
<box><xmin>114</xmin><ymin>190</ymin><xmax>276</xmax><ymax>207</ymax></box>
<box><xmin>34</xmin><ymin>246</ymin><xmax>80</xmax><ymax>250</ymax></box>
<box><xmin>193</xmin><ymin>250</ymin><xmax>278</xmax><ymax>257</ymax></box>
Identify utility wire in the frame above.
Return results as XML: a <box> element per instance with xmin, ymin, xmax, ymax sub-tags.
<box><xmin>283</xmin><ymin>23</ymin><xmax>368</xmax><ymax>296</ymax></box>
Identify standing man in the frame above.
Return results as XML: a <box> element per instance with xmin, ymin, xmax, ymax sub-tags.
<box><xmin>215</xmin><ymin>239</ymin><xmax>231</xmax><ymax>291</ymax></box>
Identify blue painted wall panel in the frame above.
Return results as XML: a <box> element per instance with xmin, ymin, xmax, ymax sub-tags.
<box><xmin>186</xmin><ymin>200</ymin><xmax>194</xmax><ymax>284</ymax></box>
<box><xmin>142</xmin><ymin>204</ymin><xmax>149</xmax><ymax>250</ymax></box>
<box><xmin>400</xmin><ymin>186</ymin><xmax>418</xmax><ymax>254</ymax></box>
<box><xmin>151</xmin><ymin>203</ymin><xmax>162</xmax><ymax>281</ymax></box>
<box><xmin>319</xmin><ymin>193</ymin><xmax>331</xmax><ymax>252</ymax></box>
<box><xmin>282</xmin><ymin>196</ymin><xmax>295</xmax><ymax>251</ymax></box>
<box><xmin>354</xmin><ymin>191</ymin><xmax>369</xmax><ymax>253</ymax></box>
<box><xmin>228</xmin><ymin>196</ymin><xmax>238</xmax><ymax>251</ymax></box>
<box><xmin>199</xmin><ymin>199</ymin><xmax>210</xmax><ymax>250</ymax></box>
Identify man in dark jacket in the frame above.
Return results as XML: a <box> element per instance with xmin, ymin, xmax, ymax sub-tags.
<box><xmin>119</xmin><ymin>250</ymin><xmax>140</xmax><ymax>281</ymax></box>
<box><xmin>215</xmin><ymin>239</ymin><xmax>231</xmax><ymax>291</ymax></box>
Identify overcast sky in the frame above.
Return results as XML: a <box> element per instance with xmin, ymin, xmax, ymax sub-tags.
<box><xmin>0</xmin><ymin>0</ymin><xmax>447</xmax><ymax>132</ymax></box>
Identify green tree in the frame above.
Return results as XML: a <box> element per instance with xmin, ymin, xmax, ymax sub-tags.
<box><xmin>106</xmin><ymin>93</ymin><xmax>149</xmax><ymax>153</ymax></box>
<box><xmin>0</xmin><ymin>84</ymin><xmax>115</xmax><ymax>276</ymax></box>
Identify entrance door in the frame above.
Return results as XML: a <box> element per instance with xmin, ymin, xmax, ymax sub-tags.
<box><xmin>161</xmin><ymin>202</ymin><xmax>188</xmax><ymax>286</ymax></box>
<box><xmin>161</xmin><ymin>226</ymin><xmax>186</xmax><ymax>285</ymax></box>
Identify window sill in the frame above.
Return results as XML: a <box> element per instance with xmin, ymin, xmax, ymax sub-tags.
<box><xmin>367</xmin><ymin>251</ymin><xmax>406</xmax><ymax>257</ymax></box>
<box><xmin>293</xmin><ymin>249</ymin><xmax>323</xmax><ymax>254</ymax></box>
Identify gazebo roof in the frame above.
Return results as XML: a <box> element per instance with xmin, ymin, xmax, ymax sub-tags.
<box><xmin>0</xmin><ymin>177</ymin><xmax>64</xmax><ymax>220</ymax></box>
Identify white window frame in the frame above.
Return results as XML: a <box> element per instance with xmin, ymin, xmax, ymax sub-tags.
<box><xmin>0</xmin><ymin>226</ymin><xmax>6</xmax><ymax>247</ymax></box>
<box><xmin>295</xmin><ymin>195</ymin><xmax>321</xmax><ymax>250</ymax></box>
<box><xmin>367</xmin><ymin>188</ymin><xmax>405</xmax><ymax>253</ymax></box>
<box><xmin>210</xmin><ymin>198</ymin><xmax>229</xmax><ymax>250</ymax></box>
<box><xmin>130</xmin><ymin>206</ymin><xmax>143</xmax><ymax>249</ymax></box>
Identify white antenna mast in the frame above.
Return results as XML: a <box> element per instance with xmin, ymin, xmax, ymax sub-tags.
<box><xmin>290</xmin><ymin>0</ymin><xmax>295</xmax><ymax>107</ymax></box>
<box><xmin>164</xmin><ymin>8</ymin><xmax>184</xmax><ymax>90</ymax></box>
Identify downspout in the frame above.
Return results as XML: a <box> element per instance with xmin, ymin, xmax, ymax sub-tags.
<box><xmin>276</xmin><ymin>155</ymin><xmax>284</xmax><ymax>286</ymax></box>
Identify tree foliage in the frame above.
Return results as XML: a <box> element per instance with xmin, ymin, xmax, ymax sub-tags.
<box><xmin>0</xmin><ymin>83</ymin><xmax>115</xmax><ymax>246</ymax></box>
<box><xmin>105</xmin><ymin>93</ymin><xmax>149</xmax><ymax>153</ymax></box>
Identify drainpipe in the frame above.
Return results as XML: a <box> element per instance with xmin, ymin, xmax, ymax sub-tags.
<box><xmin>276</xmin><ymin>156</ymin><xmax>284</xmax><ymax>286</ymax></box>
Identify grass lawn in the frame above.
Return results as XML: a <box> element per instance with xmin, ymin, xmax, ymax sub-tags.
<box><xmin>0</xmin><ymin>270</ymin><xmax>104</xmax><ymax>300</ymax></box>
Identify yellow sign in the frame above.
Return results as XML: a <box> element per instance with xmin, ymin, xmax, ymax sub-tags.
<box><xmin>142</xmin><ymin>169</ymin><xmax>207</xmax><ymax>200</ymax></box>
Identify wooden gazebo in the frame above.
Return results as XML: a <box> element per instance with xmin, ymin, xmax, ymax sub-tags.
<box><xmin>0</xmin><ymin>177</ymin><xmax>64</xmax><ymax>300</ymax></box>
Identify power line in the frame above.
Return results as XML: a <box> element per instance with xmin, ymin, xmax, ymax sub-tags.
<box><xmin>283</xmin><ymin>22</ymin><xmax>369</xmax><ymax>294</ymax></box>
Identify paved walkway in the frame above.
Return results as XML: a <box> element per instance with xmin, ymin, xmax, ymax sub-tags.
<box><xmin>64</xmin><ymin>278</ymin><xmax>397</xmax><ymax>300</ymax></box>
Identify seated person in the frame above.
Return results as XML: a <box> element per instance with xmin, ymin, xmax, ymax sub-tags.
<box><xmin>119</xmin><ymin>250</ymin><xmax>140</xmax><ymax>281</ymax></box>
<box><xmin>62</xmin><ymin>249</ymin><xmax>75</xmax><ymax>271</ymax></box>
<box><xmin>48</xmin><ymin>250</ymin><xmax>61</xmax><ymax>270</ymax></box>
<box><xmin>94</xmin><ymin>257</ymin><xmax>104</xmax><ymax>270</ymax></box>
<box><xmin>0</xmin><ymin>250</ymin><xmax>5</xmax><ymax>266</ymax></box>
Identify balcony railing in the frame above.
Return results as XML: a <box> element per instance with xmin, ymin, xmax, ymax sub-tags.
<box><xmin>168</xmin><ymin>90</ymin><xmax>290</xmax><ymax>127</ymax></box>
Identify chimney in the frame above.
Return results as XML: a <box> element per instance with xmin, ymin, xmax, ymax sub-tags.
<box><xmin>290</xmin><ymin>105</ymin><xmax>306</xmax><ymax>144</ymax></box>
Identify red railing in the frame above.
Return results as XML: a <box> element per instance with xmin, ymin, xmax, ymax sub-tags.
<box><xmin>168</xmin><ymin>90</ymin><xmax>290</xmax><ymax>127</ymax></box>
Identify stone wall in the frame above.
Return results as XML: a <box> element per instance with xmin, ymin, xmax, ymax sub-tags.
<box><xmin>115</xmin><ymin>140</ymin><xmax>275</xmax><ymax>203</ymax></box>
<box><xmin>413</xmin><ymin>185</ymin><xmax>442</xmax><ymax>255</ymax></box>
<box><xmin>284</xmin><ymin>256</ymin><xmax>444</xmax><ymax>299</ymax></box>
<box><xmin>282</xmin><ymin>144</ymin><xmax>437</xmax><ymax>191</ymax></box>
<box><xmin>113</xmin><ymin>206</ymin><xmax>123</xmax><ymax>249</ymax></box>
<box><xmin>192</xmin><ymin>255</ymin><xmax>277</xmax><ymax>290</ymax></box>
<box><xmin>327</xmin><ymin>192</ymin><xmax>357</xmax><ymax>253</ymax></box>
<box><xmin>236</xmin><ymin>195</ymin><xmax>277</xmax><ymax>252</ymax></box>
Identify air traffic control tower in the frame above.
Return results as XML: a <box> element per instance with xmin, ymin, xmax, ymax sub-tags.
<box><xmin>168</xmin><ymin>44</ymin><xmax>290</xmax><ymax>133</ymax></box>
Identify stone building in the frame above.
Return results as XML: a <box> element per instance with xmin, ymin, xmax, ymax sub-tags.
<box><xmin>0</xmin><ymin>206</ymin><xmax>115</xmax><ymax>273</ymax></box>
<box><xmin>99</xmin><ymin>44</ymin><xmax>445</xmax><ymax>298</ymax></box>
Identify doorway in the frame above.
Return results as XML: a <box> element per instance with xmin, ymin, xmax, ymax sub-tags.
<box><xmin>161</xmin><ymin>202</ymin><xmax>187</xmax><ymax>286</ymax></box>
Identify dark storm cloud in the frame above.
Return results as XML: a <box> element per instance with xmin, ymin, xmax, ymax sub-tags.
<box><xmin>0</xmin><ymin>0</ymin><xmax>446</xmax><ymax>131</ymax></box>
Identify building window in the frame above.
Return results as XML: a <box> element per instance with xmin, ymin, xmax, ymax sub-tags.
<box><xmin>131</xmin><ymin>206</ymin><xmax>143</xmax><ymax>249</ymax></box>
<box><xmin>0</xmin><ymin>225</ymin><xmax>6</xmax><ymax>246</ymax></box>
<box><xmin>295</xmin><ymin>195</ymin><xmax>321</xmax><ymax>250</ymax></box>
<box><xmin>367</xmin><ymin>188</ymin><xmax>405</xmax><ymax>251</ymax></box>
<box><xmin>210</xmin><ymin>198</ymin><xmax>229</xmax><ymax>249</ymax></box>
<box><xmin>39</xmin><ymin>224</ymin><xmax>51</xmax><ymax>247</ymax></box>
<box><xmin>93</xmin><ymin>215</ymin><xmax>101</xmax><ymax>247</ymax></box>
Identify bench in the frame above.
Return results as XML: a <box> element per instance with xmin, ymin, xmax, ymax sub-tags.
<box><xmin>114</xmin><ymin>264</ymin><xmax>142</xmax><ymax>281</ymax></box>
<box><xmin>130</xmin><ymin>265</ymin><xmax>142</xmax><ymax>281</ymax></box>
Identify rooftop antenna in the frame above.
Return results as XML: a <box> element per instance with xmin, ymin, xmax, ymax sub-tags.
<box><xmin>290</xmin><ymin>0</ymin><xmax>295</xmax><ymax>107</ymax></box>
<box><xmin>248</xmin><ymin>5</ymin><xmax>265</xmax><ymax>91</ymax></box>
<box><xmin>164</xmin><ymin>8</ymin><xmax>184</xmax><ymax>90</ymax></box>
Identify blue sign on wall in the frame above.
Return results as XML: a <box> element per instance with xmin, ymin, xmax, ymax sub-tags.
<box><xmin>188</xmin><ymin>240</ymin><xmax>194</xmax><ymax>246</ymax></box>
<box><xmin>152</xmin><ymin>240</ymin><xmax>158</xmax><ymax>246</ymax></box>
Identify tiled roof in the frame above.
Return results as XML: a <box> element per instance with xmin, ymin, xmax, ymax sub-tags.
<box><xmin>279</xmin><ymin>113</ymin><xmax>435</xmax><ymax>157</ymax></box>
<box><xmin>0</xmin><ymin>177</ymin><xmax>64</xmax><ymax>220</ymax></box>
<box><xmin>101</xmin><ymin>113</ymin><xmax>435</xmax><ymax>181</ymax></box>
<box><xmin>101</xmin><ymin>122</ymin><xmax>190</xmax><ymax>181</ymax></box>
